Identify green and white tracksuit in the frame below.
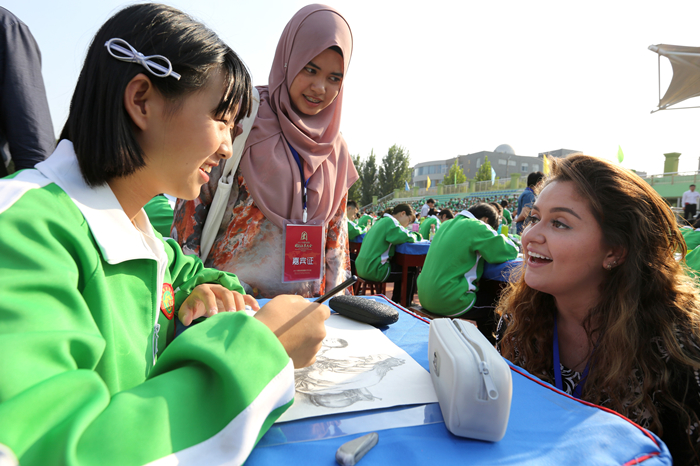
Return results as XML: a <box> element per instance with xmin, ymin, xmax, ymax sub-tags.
<box><xmin>357</xmin><ymin>214</ymin><xmax>373</xmax><ymax>228</ymax></box>
<box><xmin>507</xmin><ymin>232</ymin><xmax>522</xmax><ymax>251</ymax></box>
<box><xmin>417</xmin><ymin>210</ymin><xmax>519</xmax><ymax>317</ymax></box>
<box><xmin>355</xmin><ymin>214</ymin><xmax>417</xmax><ymax>282</ymax></box>
<box><xmin>347</xmin><ymin>219</ymin><xmax>367</xmax><ymax>241</ymax></box>
<box><xmin>419</xmin><ymin>215</ymin><xmax>440</xmax><ymax>240</ymax></box>
<box><xmin>685</xmin><ymin>244</ymin><xmax>700</xmax><ymax>282</ymax></box>
<box><xmin>681</xmin><ymin>226</ymin><xmax>700</xmax><ymax>251</ymax></box>
<box><xmin>0</xmin><ymin>141</ymin><xmax>294</xmax><ymax>466</ymax></box>
<box><xmin>502</xmin><ymin>208</ymin><xmax>512</xmax><ymax>225</ymax></box>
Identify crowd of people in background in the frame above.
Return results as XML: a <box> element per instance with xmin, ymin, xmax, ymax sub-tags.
<box><xmin>366</xmin><ymin>194</ymin><xmax>519</xmax><ymax>223</ymax></box>
<box><xmin>348</xmin><ymin>192</ymin><xmax>522</xmax><ymax>327</ymax></box>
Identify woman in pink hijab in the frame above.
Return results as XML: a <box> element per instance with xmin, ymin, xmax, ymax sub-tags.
<box><xmin>172</xmin><ymin>4</ymin><xmax>358</xmax><ymax>298</ymax></box>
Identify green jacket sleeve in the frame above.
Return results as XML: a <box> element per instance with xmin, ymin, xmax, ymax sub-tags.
<box><xmin>419</xmin><ymin>218</ymin><xmax>435</xmax><ymax>239</ymax></box>
<box><xmin>0</xmin><ymin>188</ymin><xmax>292</xmax><ymax>466</ymax></box>
<box><xmin>385</xmin><ymin>222</ymin><xmax>418</xmax><ymax>245</ymax></box>
<box><xmin>471</xmin><ymin>223</ymin><xmax>519</xmax><ymax>264</ymax></box>
<box><xmin>347</xmin><ymin>220</ymin><xmax>365</xmax><ymax>240</ymax></box>
<box><xmin>686</xmin><ymin>247</ymin><xmax>700</xmax><ymax>280</ymax></box>
<box><xmin>502</xmin><ymin>209</ymin><xmax>512</xmax><ymax>225</ymax></box>
<box><xmin>162</xmin><ymin>236</ymin><xmax>245</xmax><ymax>312</ymax></box>
<box><xmin>684</xmin><ymin>230</ymin><xmax>700</xmax><ymax>251</ymax></box>
<box><xmin>143</xmin><ymin>194</ymin><xmax>175</xmax><ymax>237</ymax></box>
<box><xmin>92</xmin><ymin>313</ymin><xmax>293</xmax><ymax>466</ymax></box>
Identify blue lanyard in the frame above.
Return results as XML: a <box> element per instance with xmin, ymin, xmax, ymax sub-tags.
<box><xmin>288</xmin><ymin>144</ymin><xmax>309</xmax><ymax>223</ymax></box>
<box><xmin>553</xmin><ymin>315</ymin><xmax>590</xmax><ymax>399</ymax></box>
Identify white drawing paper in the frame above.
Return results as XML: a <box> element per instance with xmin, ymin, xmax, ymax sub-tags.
<box><xmin>276</xmin><ymin>314</ymin><xmax>438</xmax><ymax>423</ymax></box>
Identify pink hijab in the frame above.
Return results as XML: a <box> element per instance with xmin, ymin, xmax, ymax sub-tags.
<box><xmin>239</xmin><ymin>4</ymin><xmax>358</xmax><ymax>229</ymax></box>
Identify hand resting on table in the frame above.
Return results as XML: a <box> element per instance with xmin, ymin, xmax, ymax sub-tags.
<box><xmin>178</xmin><ymin>284</ymin><xmax>260</xmax><ymax>326</ymax></box>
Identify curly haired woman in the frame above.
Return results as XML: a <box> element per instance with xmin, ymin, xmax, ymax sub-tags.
<box><xmin>497</xmin><ymin>154</ymin><xmax>700</xmax><ymax>465</ymax></box>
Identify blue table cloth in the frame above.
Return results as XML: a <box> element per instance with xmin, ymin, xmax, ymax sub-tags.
<box><xmin>350</xmin><ymin>234</ymin><xmax>365</xmax><ymax>244</ymax></box>
<box><xmin>483</xmin><ymin>258</ymin><xmax>523</xmax><ymax>282</ymax></box>
<box><xmin>395</xmin><ymin>241</ymin><xmax>430</xmax><ymax>255</ymax></box>
<box><xmin>247</xmin><ymin>296</ymin><xmax>671</xmax><ymax>465</ymax></box>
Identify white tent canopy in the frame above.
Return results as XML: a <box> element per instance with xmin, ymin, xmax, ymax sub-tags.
<box><xmin>649</xmin><ymin>44</ymin><xmax>700</xmax><ymax>113</ymax></box>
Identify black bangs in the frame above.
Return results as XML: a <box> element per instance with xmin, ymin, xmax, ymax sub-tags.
<box><xmin>217</xmin><ymin>49</ymin><xmax>252</xmax><ymax>124</ymax></box>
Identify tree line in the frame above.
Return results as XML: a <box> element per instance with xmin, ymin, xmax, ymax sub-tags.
<box><xmin>347</xmin><ymin>148</ymin><xmax>495</xmax><ymax>208</ymax></box>
<box><xmin>442</xmin><ymin>156</ymin><xmax>493</xmax><ymax>185</ymax></box>
<box><xmin>348</xmin><ymin>144</ymin><xmax>412</xmax><ymax>207</ymax></box>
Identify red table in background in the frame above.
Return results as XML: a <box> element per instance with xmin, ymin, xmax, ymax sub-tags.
<box><xmin>393</xmin><ymin>241</ymin><xmax>523</xmax><ymax>308</ymax></box>
<box><xmin>393</xmin><ymin>245</ymin><xmax>428</xmax><ymax>307</ymax></box>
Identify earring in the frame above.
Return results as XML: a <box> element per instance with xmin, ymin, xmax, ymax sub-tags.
<box><xmin>605</xmin><ymin>263</ymin><xmax>612</xmax><ymax>270</ymax></box>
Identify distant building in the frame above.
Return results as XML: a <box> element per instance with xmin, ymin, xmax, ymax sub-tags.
<box><xmin>412</xmin><ymin>159</ymin><xmax>450</xmax><ymax>187</ymax></box>
<box><xmin>538</xmin><ymin>149</ymin><xmax>583</xmax><ymax>159</ymax></box>
<box><xmin>539</xmin><ymin>148</ymin><xmax>647</xmax><ymax>178</ymax></box>
<box><xmin>411</xmin><ymin>144</ymin><xmax>543</xmax><ymax>188</ymax></box>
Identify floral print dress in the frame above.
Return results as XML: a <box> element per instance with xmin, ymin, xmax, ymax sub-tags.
<box><xmin>172</xmin><ymin>163</ymin><xmax>352</xmax><ymax>298</ymax></box>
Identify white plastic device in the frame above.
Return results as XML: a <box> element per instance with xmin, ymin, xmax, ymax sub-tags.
<box><xmin>428</xmin><ymin>318</ymin><xmax>513</xmax><ymax>442</ymax></box>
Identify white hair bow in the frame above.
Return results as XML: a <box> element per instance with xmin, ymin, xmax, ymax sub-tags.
<box><xmin>104</xmin><ymin>38</ymin><xmax>181</xmax><ymax>80</ymax></box>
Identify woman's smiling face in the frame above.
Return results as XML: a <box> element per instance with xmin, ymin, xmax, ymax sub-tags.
<box><xmin>522</xmin><ymin>181</ymin><xmax>614</xmax><ymax>302</ymax></box>
<box><xmin>138</xmin><ymin>69</ymin><xmax>235</xmax><ymax>201</ymax></box>
<box><xmin>288</xmin><ymin>48</ymin><xmax>344</xmax><ymax>116</ymax></box>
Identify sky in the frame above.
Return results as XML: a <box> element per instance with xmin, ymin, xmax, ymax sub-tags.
<box><xmin>6</xmin><ymin>0</ymin><xmax>700</xmax><ymax>175</ymax></box>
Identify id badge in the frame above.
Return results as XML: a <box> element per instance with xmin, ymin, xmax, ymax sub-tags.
<box><xmin>283</xmin><ymin>223</ymin><xmax>324</xmax><ymax>282</ymax></box>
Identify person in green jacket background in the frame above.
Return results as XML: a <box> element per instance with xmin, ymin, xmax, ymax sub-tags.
<box><xmin>686</xmin><ymin>246</ymin><xmax>700</xmax><ymax>279</ymax></box>
<box><xmin>439</xmin><ymin>208</ymin><xmax>455</xmax><ymax>223</ymax></box>
<box><xmin>683</xmin><ymin>219</ymin><xmax>700</xmax><ymax>278</ymax></box>
<box><xmin>357</xmin><ymin>211</ymin><xmax>374</xmax><ymax>228</ymax></box>
<box><xmin>347</xmin><ymin>199</ymin><xmax>367</xmax><ymax>241</ymax></box>
<box><xmin>0</xmin><ymin>5</ymin><xmax>329</xmax><ymax>466</ymax></box>
<box><xmin>417</xmin><ymin>203</ymin><xmax>518</xmax><ymax>341</ymax></box>
<box><xmin>356</xmin><ymin>203</ymin><xmax>420</xmax><ymax>304</ymax></box>
<box><xmin>347</xmin><ymin>199</ymin><xmax>366</xmax><ymax>277</ymax></box>
<box><xmin>419</xmin><ymin>208</ymin><xmax>439</xmax><ymax>239</ymax></box>
<box><xmin>681</xmin><ymin>219</ymin><xmax>700</xmax><ymax>252</ymax></box>
<box><xmin>501</xmin><ymin>199</ymin><xmax>513</xmax><ymax>225</ymax></box>
<box><xmin>419</xmin><ymin>208</ymin><xmax>454</xmax><ymax>240</ymax></box>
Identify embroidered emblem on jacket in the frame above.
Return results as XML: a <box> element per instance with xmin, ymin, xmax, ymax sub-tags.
<box><xmin>161</xmin><ymin>283</ymin><xmax>175</xmax><ymax>320</ymax></box>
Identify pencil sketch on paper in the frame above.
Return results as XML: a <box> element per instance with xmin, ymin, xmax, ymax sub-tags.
<box><xmin>275</xmin><ymin>313</ymin><xmax>438</xmax><ymax>423</ymax></box>
<box><xmin>293</xmin><ymin>337</ymin><xmax>406</xmax><ymax>408</ymax></box>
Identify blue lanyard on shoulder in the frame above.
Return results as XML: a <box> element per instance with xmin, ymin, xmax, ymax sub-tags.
<box><xmin>553</xmin><ymin>315</ymin><xmax>590</xmax><ymax>399</ymax></box>
<box><xmin>288</xmin><ymin>143</ymin><xmax>309</xmax><ymax>223</ymax></box>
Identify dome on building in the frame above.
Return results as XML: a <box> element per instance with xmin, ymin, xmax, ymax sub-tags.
<box><xmin>494</xmin><ymin>144</ymin><xmax>515</xmax><ymax>155</ymax></box>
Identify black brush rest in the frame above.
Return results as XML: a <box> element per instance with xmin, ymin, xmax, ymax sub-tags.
<box><xmin>329</xmin><ymin>296</ymin><xmax>399</xmax><ymax>326</ymax></box>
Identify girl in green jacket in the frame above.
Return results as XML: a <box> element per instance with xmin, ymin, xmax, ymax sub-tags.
<box><xmin>417</xmin><ymin>203</ymin><xmax>518</xmax><ymax>335</ymax></box>
<box><xmin>347</xmin><ymin>199</ymin><xmax>367</xmax><ymax>241</ymax></box>
<box><xmin>0</xmin><ymin>5</ymin><xmax>329</xmax><ymax>466</ymax></box>
<box><xmin>419</xmin><ymin>208</ymin><xmax>440</xmax><ymax>239</ymax></box>
<box><xmin>356</xmin><ymin>203</ymin><xmax>421</xmax><ymax>304</ymax></box>
<box><xmin>681</xmin><ymin>220</ymin><xmax>700</xmax><ymax>252</ymax></box>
